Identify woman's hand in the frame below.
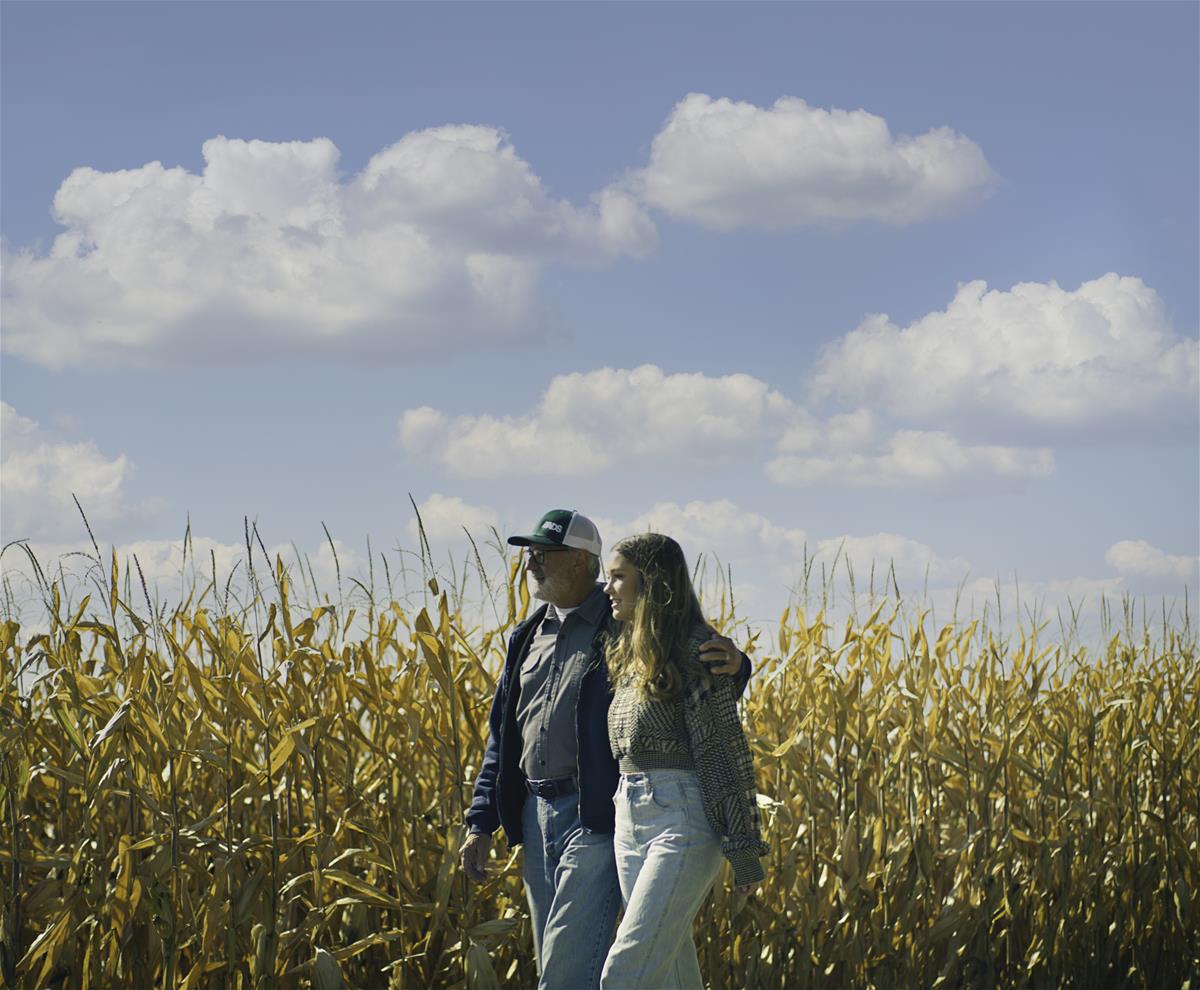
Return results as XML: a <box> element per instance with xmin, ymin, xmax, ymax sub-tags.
<box><xmin>735</xmin><ymin>882</ymin><xmax>758</xmax><ymax>896</ymax></box>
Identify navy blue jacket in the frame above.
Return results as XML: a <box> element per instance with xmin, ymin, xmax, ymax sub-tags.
<box><xmin>465</xmin><ymin>594</ymin><xmax>750</xmax><ymax>845</ymax></box>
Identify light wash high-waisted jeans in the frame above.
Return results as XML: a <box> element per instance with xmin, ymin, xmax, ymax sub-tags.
<box><xmin>600</xmin><ymin>770</ymin><xmax>724</xmax><ymax>990</ymax></box>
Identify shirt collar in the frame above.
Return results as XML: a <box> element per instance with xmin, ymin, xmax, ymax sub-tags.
<box><xmin>574</xmin><ymin>583</ymin><xmax>610</xmax><ymax>627</ymax></box>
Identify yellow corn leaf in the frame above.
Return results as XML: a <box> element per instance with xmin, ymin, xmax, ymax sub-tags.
<box><xmin>320</xmin><ymin>869</ymin><xmax>407</xmax><ymax>910</ymax></box>
<box><xmin>467</xmin><ymin>918</ymin><xmax>520</xmax><ymax>940</ymax></box>
<box><xmin>110</xmin><ymin>834</ymin><xmax>142</xmax><ymax>933</ymax></box>
<box><xmin>50</xmin><ymin>700</ymin><xmax>89</xmax><ymax>758</ymax></box>
<box><xmin>268</xmin><ymin>733</ymin><xmax>296</xmax><ymax>776</ymax></box>
<box><xmin>91</xmin><ymin>700</ymin><xmax>132</xmax><ymax>750</ymax></box>
<box><xmin>416</xmin><ymin>632</ymin><xmax>452</xmax><ymax>694</ymax></box>
<box><xmin>465</xmin><ymin>939</ymin><xmax>502</xmax><ymax>990</ymax></box>
<box><xmin>312</xmin><ymin>948</ymin><xmax>344</xmax><ymax>990</ymax></box>
<box><xmin>17</xmin><ymin>909</ymin><xmax>70</xmax><ymax>974</ymax></box>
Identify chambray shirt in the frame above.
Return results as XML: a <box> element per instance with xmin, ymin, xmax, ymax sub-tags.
<box><xmin>515</xmin><ymin>585</ymin><xmax>609</xmax><ymax>780</ymax></box>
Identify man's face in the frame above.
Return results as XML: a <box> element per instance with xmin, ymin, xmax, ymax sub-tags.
<box><xmin>527</xmin><ymin>546</ymin><xmax>585</xmax><ymax>606</ymax></box>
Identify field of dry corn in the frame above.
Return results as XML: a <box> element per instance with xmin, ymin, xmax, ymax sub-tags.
<box><xmin>1</xmin><ymin>543</ymin><xmax>1197</xmax><ymax>989</ymax></box>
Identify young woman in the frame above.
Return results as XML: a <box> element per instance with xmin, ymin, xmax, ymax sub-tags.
<box><xmin>600</xmin><ymin>533</ymin><xmax>768</xmax><ymax>989</ymax></box>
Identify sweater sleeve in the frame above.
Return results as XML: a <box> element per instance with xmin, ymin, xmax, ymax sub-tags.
<box><xmin>682</xmin><ymin>658</ymin><xmax>768</xmax><ymax>886</ymax></box>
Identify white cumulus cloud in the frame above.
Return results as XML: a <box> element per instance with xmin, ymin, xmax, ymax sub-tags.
<box><xmin>400</xmin><ymin>366</ymin><xmax>1057</xmax><ymax>491</ymax></box>
<box><xmin>631</xmin><ymin>93</ymin><xmax>996</xmax><ymax>230</ymax></box>
<box><xmin>399</xmin><ymin>365</ymin><xmax>798</xmax><ymax>478</ymax></box>
<box><xmin>811</xmin><ymin>274</ymin><xmax>1199</xmax><ymax>434</ymax></box>
<box><xmin>813</xmin><ymin>533</ymin><xmax>970</xmax><ymax>587</ymax></box>
<box><xmin>2</xmin><ymin>129</ymin><xmax>656</xmax><ymax>368</ymax></box>
<box><xmin>0</xmin><ymin>402</ymin><xmax>136</xmax><ymax>541</ymax></box>
<box><xmin>408</xmin><ymin>494</ymin><xmax>501</xmax><ymax>545</ymax></box>
<box><xmin>767</xmin><ymin>429</ymin><xmax>1054</xmax><ymax>491</ymax></box>
<box><xmin>595</xmin><ymin>499</ymin><xmax>810</xmax><ymax>623</ymax></box>
<box><xmin>117</xmin><ymin>536</ymin><xmax>249</xmax><ymax>592</ymax></box>
<box><xmin>593</xmin><ymin>502</ymin><xmax>974</xmax><ymax>626</ymax></box>
<box><xmin>602</xmin><ymin>499</ymin><xmax>809</xmax><ymax>562</ymax></box>
<box><xmin>1105</xmin><ymin>540</ymin><xmax>1199</xmax><ymax>582</ymax></box>
<box><xmin>0</xmin><ymin>532</ymin><xmax>368</xmax><ymax>620</ymax></box>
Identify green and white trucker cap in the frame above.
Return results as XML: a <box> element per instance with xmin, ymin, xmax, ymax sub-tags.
<box><xmin>507</xmin><ymin>509</ymin><xmax>602</xmax><ymax>556</ymax></box>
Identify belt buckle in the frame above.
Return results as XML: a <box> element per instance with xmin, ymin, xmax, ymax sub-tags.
<box><xmin>529</xmin><ymin>777</ymin><xmax>570</xmax><ymax>798</ymax></box>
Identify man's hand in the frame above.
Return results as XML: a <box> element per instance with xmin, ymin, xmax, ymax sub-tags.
<box><xmin>735</xmin><ymin>882</ymin><xmax>758</xmax><ymax>896</ymax></box>
<box><xmin>699</xmin><ymin>635</ymin><xmax>743</xmax><ymax>676</ymax></box>
<box><xmin>460</xmin><ymin>831</ymin><xmax>493</xmax><ymax>883</ymax></box>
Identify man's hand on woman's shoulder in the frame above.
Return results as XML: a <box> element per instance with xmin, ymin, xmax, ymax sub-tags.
<box><xmin>698</xmin><ymin>635</ymin><xmax>744</xmax><ymax>676</ymax></box>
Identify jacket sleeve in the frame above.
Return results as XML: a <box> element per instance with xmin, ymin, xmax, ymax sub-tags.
<box><xmin>464</xmin><ymin>660</ymin><xmax>508</xmax><ymax>836</ymax></box>
<box><xmin>734</xmin><ymin>651</ymin><xmax>751</xmax><ymax>699</ymax></box>
<box><xmin>682</xmin><ymin>666</ymin><xmax>768</xmax><ymax>887</ymax></box>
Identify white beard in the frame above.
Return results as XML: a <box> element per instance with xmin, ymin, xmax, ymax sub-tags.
<box><xmin>531</xmin><ymin>571</ymin><xmax>571</xmax><ymax>605</ymax></box>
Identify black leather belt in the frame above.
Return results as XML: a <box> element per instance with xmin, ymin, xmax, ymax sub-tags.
<box><xmin>525</xmin><ymin>777</ymin><xmax>577</xmax><ymax>798</ymax></box>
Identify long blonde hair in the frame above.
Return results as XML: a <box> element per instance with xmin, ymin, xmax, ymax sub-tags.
<box><xmin>606</xmin><ymin>533</ymin><xmax>705</xmax><ymax>701</ymax></box>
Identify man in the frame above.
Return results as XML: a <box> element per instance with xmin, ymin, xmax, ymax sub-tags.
<box><xmin>460</xmin><ymin>508</ymin><xmax>751</xmax><ymax>990</ymax></box>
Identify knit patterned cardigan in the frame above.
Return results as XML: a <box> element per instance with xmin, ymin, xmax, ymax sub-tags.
<box><xmin>606</xmin><ymin>624</ymin><xmax>768</xmax><ymax>886</ymax></box>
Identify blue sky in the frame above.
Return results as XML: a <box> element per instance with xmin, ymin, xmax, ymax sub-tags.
<box><xmin>2</xmin><ymin>1</ymin><xmax>1197</xmax><ymax>633</ymax></box>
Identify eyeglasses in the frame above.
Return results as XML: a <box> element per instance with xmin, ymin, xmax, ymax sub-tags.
<box><xmin>525</xmin><ymin>546</ymin><xmax>568</xmax><ymax>565</ymax></box>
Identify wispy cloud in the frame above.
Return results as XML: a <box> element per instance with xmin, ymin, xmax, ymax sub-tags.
<box><xmin>767</xmin><ymin>429</ymin><xmax>1054</xmax><ymax>492</ymax></box>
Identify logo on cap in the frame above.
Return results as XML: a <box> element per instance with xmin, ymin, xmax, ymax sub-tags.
<box><xmin>507</xmin><ymin>508</ymin><xmax>602</xmax><ymax>557</ymax></box>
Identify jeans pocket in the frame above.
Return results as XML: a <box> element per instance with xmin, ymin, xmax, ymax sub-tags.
<box><xmin>648</xmin><ymin>778</ymin><xmax>681</xmax><ymax>811</ymax></box>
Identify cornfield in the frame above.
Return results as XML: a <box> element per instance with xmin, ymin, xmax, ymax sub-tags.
<box><xmin>1</xmin><ymin>535</ymin><xmax>1196</xmax><ymax>989</ymax></box>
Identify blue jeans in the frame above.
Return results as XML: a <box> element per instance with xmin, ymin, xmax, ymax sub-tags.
<box><xmin>521</xmin><ymin>790</ymin><xmax>622</xmax><ymax>990</ymax></box>
<box><xmin>600</xmin><ymin>770</ymin><xmax>724</xmax><ymax>990</ymax></box>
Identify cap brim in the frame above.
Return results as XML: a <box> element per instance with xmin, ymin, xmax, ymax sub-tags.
<box><xmin>506</xmin><ymin>534</ymin><xmax>562</xmax><ymax>547</ymax></box>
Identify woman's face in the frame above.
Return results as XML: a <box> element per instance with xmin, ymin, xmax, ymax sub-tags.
<box><xmin>603</xmin><ymin>553</ymin><xmax>640</xmax><ymax>621</ymax></box>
